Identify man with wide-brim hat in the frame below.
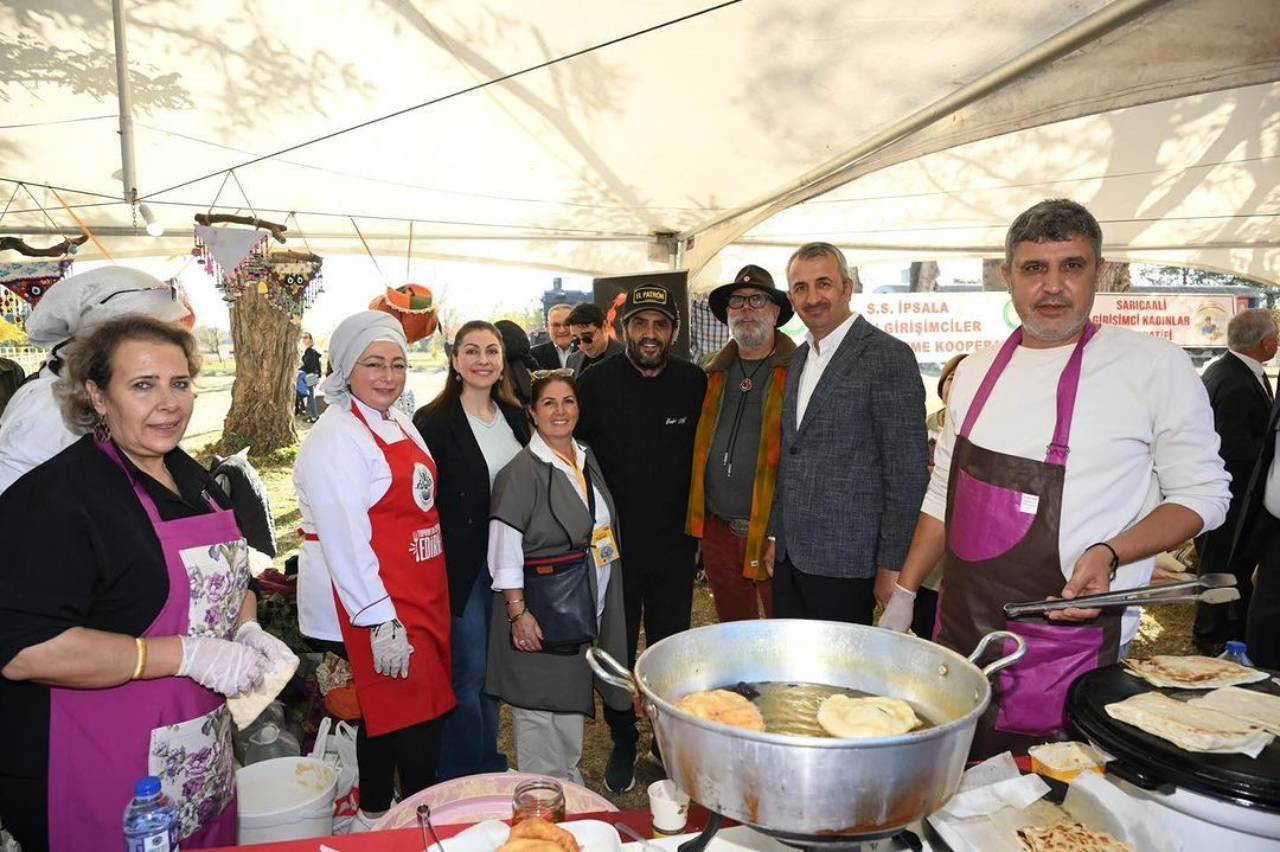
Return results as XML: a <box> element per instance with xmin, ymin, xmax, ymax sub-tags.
<box><xmin>687</xmin><ymin>264</ymin><xmax>797</xmax><ymax>625</ymax></box>
<box><xmin>706</xmin><ymin>264</ymin><xmax>794</xmax><ymax>328</ymax></box>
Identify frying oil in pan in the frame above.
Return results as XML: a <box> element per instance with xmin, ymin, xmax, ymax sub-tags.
<box><xmin>727</xmin><ymin>681</ymin><xmax>933</xmax><ymax>738</ymax></box>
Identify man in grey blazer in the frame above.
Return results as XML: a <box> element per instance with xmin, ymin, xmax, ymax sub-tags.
<box><xmin>764</xmin><ymin>242</ymin><xmax>929</xmax><ymax>623</ymax></box>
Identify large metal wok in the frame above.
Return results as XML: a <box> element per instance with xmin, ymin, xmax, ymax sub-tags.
<box><xmin>587</xmin><ymin>619</ymin><xmax>1025</xmax><ymax>844</ymax></box>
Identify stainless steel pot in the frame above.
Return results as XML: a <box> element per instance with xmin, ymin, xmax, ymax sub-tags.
<box><xmin>587</xmin><ymin>619</ymin><xmax>1025</xmax><ymax>842</ymax></box>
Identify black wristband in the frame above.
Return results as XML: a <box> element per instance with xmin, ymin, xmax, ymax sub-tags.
<box><xmin>1086</xmin><ymin>542</ymin><xmax>1120</xmax><ymax>579</ymax></box>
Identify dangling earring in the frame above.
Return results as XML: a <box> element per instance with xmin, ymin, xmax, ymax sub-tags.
<box><xmin>454</xmin><ymin>373</ymin><xmax>462</xmax><ymax>383</ymax></box>
<box><xmin>92</xmin><ymin>416</ymin><xmax>111</xmax><ymax>443</ymax></box>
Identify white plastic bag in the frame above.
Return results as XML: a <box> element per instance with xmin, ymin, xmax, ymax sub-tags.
<box><xmin>311</xmin><ymin>717</ymin><xmax>360</xmax><ymax>832</ymax></box>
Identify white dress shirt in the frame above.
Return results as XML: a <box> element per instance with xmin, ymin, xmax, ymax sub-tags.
<box><xmin>0</xmin><ymin>368</ymin><xmax>78</xmax><ymax>496</ymax></box>
<box><xmin>294</xmin><ymin>396</ymin><xmax>435</xmax><ymax>640</ymax></box>
<box><xmin>556</xmin><ymin>345</ymin><xmax>572</xmax><ymax>367</ymax></box>
<box><xmin>488</xmin><ymin>432</ymin><xmax>613</xmax><ymax>615</ymax></box>
<box><xmin>924</xmin><ymin>326</ymin><xmax>1231</xmax><ymax>644</ymax></box>
<box><xmin>1265</xmin><ymin>428</ymin><xmax>1280</xmax><ymax>519</ymax></box>
<box><xmin>795</xmin><ymin>312</ymin><xmax>858</xmax><ymax>426</ymax></box>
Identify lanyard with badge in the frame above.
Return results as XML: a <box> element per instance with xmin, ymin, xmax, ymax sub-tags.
<box><xmin>552</xmin><ymin>449</ymin><xmax>619</xmax><ymax>566</ymax></box>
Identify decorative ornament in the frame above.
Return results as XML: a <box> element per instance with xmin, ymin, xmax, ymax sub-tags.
<box><xmin>0</xmin><ymin>258</ymin><xmax>73</xmax><ymax>308</ymax></box>
<box><xmin>263</xmin><ymin>254</ymin><xmax>324</xmax><ymax>318</ymax></box>
<box><xmin>193</xmin><ymin>224</ymin><xmax>270</xmax><ymax>302</ymax></box>
<box><xmin>370</xmin><ymin>283</ymin><xmax>438</xmax><ymax>343</ymax></box>
<box><xmin>739</xmin><ymin>378</ymin><xmax>753</xmax><ymax>392</ymax></box>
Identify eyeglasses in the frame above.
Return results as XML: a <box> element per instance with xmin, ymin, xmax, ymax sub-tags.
<box><xmin>98</xmin><ymin>285</ymin><xmax>178</xmax><ymax>305</ymax></box>
<box><xmin>355</xmin><ymin>361</ymin><xmax>407</xmax><ymax>374</ymax></box>
<box><xmin>727</xmin><ymin>292</ymin><xmax>769</xmax><ymax>310</ymax></box>
<box><xmin>530</xmin><ymin>368</ymin><xmax>575</xmax><ymax>379</ymax></box>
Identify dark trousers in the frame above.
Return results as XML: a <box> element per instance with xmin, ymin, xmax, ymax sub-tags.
<box><xmin>438</xmin><ymin>572</ymin><xmax>507</xmax><ymax>779</ymax></box>
<box><xmin>1247</xmin><ymin>513</ymin><xmax>1280</xmax><ymax>669</ymax></box>
<box><xmin>604</xmin><ymin>536</ymin><xmax>698</xmax><ymax>748</ymax></box>
<box><xmin>357</xmin><ymin>718</ymin><xmax>444</xmax><ymax>812</ymax></box>
<box><xmin>912</xmin><ymin>587</ymin><xmax>940</xmax><ymax>640</ymax></box>
<box><xmin>1194</xmin><ymin>496</ymin><xmax>1254</xmax><ymax>649</ymax></box>
<box><xmin>773</xmin><ymin>556</ymin><xmax>876</xmax><ymax>624</ymax></box>
<box><xmin>702</xmin><ymin>515</ymin><xmax>774</xmax><ymax>621</ymax></box>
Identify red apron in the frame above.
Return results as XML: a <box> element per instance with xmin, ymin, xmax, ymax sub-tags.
<box><xmin>333</xmin><ymin>404</ymin><xmax>455</xmax><ymax>737</ymax></box>
<box><xmin>46</xmin><ymin>439</ymin><xmax>244</xmax><ymax>849</ymax></box>
<box><xmin>936</xmin><ymin>323</ymin><xmax>1120</xmax><ymax>759</ymax></box>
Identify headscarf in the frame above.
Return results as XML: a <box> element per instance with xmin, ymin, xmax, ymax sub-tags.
<box><xmin>318</xmin><ymin>310</ymin><xmax>409</xmax><ymax>410</ymax></box>
<box><xmin>25</xmin><ymin>266</ymin><xmax>191</xmax><ymax>349</ymax></box>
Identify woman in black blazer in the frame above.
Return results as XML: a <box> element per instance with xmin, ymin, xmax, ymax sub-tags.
<box><xmin>415</xmin><ymin>320</ymin><xmax>530</xmax><ymax>780</ymax></box>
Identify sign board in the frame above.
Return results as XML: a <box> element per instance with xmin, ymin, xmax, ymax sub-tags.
<box><xmin>778</xmin><ymin>292</ymin><xmax>1239</xmax><ymax>362</ymax></box>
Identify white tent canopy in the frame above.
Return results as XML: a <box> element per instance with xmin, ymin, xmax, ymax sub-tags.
<box><xmin>1</xmin><ymin>0</ymin><xmax>1277</xmax><ymax>289</ymax></box>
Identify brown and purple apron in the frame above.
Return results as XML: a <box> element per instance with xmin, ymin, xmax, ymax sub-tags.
<box><xmin>936</xmin><ymin>323</ymin><xmax>1119</xmax><ymax>759</ymax></box>
<box><xmin>45</xmin><ymin>439</ymin><xmax>247</xmax><ymax>849</ymax></box>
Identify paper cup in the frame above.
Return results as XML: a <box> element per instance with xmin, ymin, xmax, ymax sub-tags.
<box><xmin>647</xmin><ymin>780</ymin><xmax>690</xmax><ymax>834</ymax></box>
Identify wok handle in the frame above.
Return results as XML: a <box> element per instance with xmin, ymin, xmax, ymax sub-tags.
<box><xmin>585</xmin><ymin>647</ymin><xmax>638</xmax><ymax>696</ymax></box>
<box><xmin>967</xmin><ymin>630</ymin><xmax>1027</xmax><ymax>679</ymax></box>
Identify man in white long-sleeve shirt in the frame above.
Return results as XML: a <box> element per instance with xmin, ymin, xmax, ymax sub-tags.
<box><xmin>880</xmin><ymin>198</ymin><xmax>1230</xmax><ymax>757</ymax></box>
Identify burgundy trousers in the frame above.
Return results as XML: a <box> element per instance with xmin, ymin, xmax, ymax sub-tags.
<box><xmin>702</xmin><ymin>514</ymin><xmax>774</xmax><ymax>621</ymax></box>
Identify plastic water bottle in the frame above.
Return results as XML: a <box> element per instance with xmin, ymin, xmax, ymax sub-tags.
<box><xmin>1219</xmin><ymin>640</ymin><xmax>1255</xmax><ymax>667</ymax></box>
<box><xmin>123</xmin><ymin>776</ymin><xmax>179</xmax><ymax>851</ymax></box>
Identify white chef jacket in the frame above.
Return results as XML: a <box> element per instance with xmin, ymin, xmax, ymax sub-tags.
<box><xmin>294</xmin><ymin>396</ymin><xmax>435</xmax><ymax>641</ymax></box>
<box><xmin>488</xmin><ymin>432</ymin><xmax>613</xmax><ymax>616</ymax></box>
<box><xmin>0</xmin><ymin>368</ymin><xmax>78</xmax><ymax>496</ymax></box>
<box><xmin>925</xmin><ymin>325</ymin><xmax>1231</xmax><ymax>644</ymax></box>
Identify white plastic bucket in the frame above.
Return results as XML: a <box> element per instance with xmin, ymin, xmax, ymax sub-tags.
<box><xmin>236</xmin><ymin>756</ymin><xmax>337</xmax><ymax>843</ymax></box>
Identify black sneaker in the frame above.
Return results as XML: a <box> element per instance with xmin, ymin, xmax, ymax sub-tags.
<box><xmin>604</xmin><ymin>742</ymin><xmax>636</xmax><ymax>793</ymax></box>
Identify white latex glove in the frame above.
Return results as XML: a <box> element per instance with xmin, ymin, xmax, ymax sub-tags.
<box><xmin>877</xmin><ymin>584</ymin><xmax>917</xmax><ymax>633</ymax></box>
<box><xmin>234</xmin><ymin>621</ymin><xmax>299</xmax><ymax>670</ymax></box>
<box><xmin>371</xmin><ymin>618</ymin><xmax>413</xmax><ymax>678</ymax></box>
<box><xmin>178</xmin><ymin>636</ymin><xmax>270</xmax><ymax>697</ymax></box>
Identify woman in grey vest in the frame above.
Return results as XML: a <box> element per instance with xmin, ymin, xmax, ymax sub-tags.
<box><xmin>485</xmin><ymin>372</ymin><xmax>630</xmax><ymax>783</ymax></box>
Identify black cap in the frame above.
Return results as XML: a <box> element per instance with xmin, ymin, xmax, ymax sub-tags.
<box><xmin>621</xmin><ymin>284</ymin><xmax>679</xmax><ymax>324</ymax></box>
<box><xmin>707</xmin><ymin>264</ymin><xmax>794</xmax><ymax>326</ymax></box>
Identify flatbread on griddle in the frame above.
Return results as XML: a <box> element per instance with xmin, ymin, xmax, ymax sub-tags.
<box><xmin>1188</xmin><ymin>686</ymin><xmax>1280</xmax><ymax>735</ymax></box>
<box><xmin>1104</xmin><ymin>691</ymin><xmax>1274</xmax><ymax>756</ymax></box>
<box><xmin>816</xmin><ymin>694</ymin><xmax>920</xmax><ymax>738</ymax></box>
<box><xmin>1123</xmin><ymin>654</ymin><xmax>1268</xmax><ymax>689</ymax></box>
<box><xmin>1015</xmin><ymin>822</ymin><xmax>1133</xmax><ymax>851</ymax></box>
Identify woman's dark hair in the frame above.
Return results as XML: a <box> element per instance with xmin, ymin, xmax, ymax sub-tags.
<box><xmin>417</xmin><ymin>320</ymin><xmax>520</xmax><ymax>422</ymax></box>
<box><xmin>936</xmin><ymin>353</ymin><xmax>968</xmax><ymax>399</ymax></box>
<box><xmin>57</xmin><ymin>314</ymin><xmax>202</xmax><ymax>432</ymax></box>
<box><xmin>530</xmin><ymin>372</ymin><xmax>578</xmax><ymax>407</ymax></box>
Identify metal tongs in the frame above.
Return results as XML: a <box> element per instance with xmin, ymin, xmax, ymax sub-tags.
<box><xmin>1004</xmin><ymin>572</ymin><xmax>1239</xmax><ymax>618</ymax></box>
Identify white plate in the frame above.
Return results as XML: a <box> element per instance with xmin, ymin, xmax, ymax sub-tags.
<box><xmin>437</xmin><ymin>819</ymin><xmax>622</xmax><ymax>852</ymax></box>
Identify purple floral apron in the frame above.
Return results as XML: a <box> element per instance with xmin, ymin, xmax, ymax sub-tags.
<box><xmin>936</xmin><ymin>323</ymin><xmax>1119</xmax><ymax>759</ymax></box>
<box><xmin>45</xmin><ymin>439</ymin><xmax>246</xmax><ymax>849</ymax></box>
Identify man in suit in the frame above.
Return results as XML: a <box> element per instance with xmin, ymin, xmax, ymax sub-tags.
<box><xmin>1229</xmin><ymin>391</ymin><xmax>1280</xmax><ymax>668</ymax></box>
<box><xmin>762</xmin><ymin>242</ymin><xmax>929</xmax><ymax>623</ymax></box>
<box><xmin>530</xmin><ymin>302</ymin><xmax>575</xmax><ymax>369</ymax></box>
<box><xmin>1194</xmin><ymin>308</ymin><xmax>1277</xmax><ymax>654</ymax></box>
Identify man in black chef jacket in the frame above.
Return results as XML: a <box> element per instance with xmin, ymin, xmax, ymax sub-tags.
<box><xmin>576</xmin><ymin>284</ymin><xmax>706</xmax><ymax>793</ymax></box>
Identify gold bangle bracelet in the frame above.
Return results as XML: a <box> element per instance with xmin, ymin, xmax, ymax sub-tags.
<box><xmin>131</xmin><ymin>637</ymin><xmax>147</xmax><ymax>680</ymax></box>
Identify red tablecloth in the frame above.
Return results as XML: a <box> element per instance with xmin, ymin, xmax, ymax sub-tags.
<box><xmin>206</xmin><ymin>806</ymin><xmax>725</xmax><ymax>851</ymax></box>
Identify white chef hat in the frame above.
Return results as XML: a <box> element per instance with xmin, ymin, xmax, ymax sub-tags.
<box><xmin>25</xmin><ymin>265</ymin><xmax>191</xmax><ymax>349</ymax></box>
<box><xmin>317</xmin><ymin>310</ymin><xmax>409</xmax><ymax>410</ymax></box>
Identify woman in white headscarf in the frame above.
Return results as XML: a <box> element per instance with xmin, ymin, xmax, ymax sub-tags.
<box><xmin>293</xmin><ymin>311</ymin><xmax>455</xmax><ymax>832</ymax></box>
<box><xmin>0</xmin><ymin>266</ymin><xmax>190</xmax><ymax>495</ymax></box>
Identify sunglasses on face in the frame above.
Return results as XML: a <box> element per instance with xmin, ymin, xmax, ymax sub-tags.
<box><xmin>727</xmin><ymin>292</ymin><xmax>769</xmax><ymax>310</ymax></box>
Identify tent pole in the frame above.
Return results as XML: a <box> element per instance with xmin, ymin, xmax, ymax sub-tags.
<box><xmin>111</xmin><ymin>0</ymin><xmax>139</xmax><ymax>213</ymax></box>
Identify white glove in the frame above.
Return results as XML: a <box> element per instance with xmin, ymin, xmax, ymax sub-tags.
<box><xmin>371</xmin><ymin>618</ymin><xmax>413</xmax><ymax>678</ymax></box>
<box><xmin>234</xmin><ymin>621</ymin><xmax>299</xmax><ymax>671</ymax></box>
<box><xmin>178</xmin><ymin>636</ymin><xmax>270</xmax><ymax>697</ymax></box>
<box><xmin>878</xmin><ymin>584</ymin><xmax>917</xmax><ymax>634</ymax></box>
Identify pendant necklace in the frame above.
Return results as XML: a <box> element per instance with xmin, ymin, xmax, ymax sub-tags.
<box><xmin>736</xmin><ymin>349</ymin><xmax>773</xmax><ymax>392</ymax></box>
<box><xmin>722</xmin><ymin>349</ymin><xmax>775</xmax><ymax>476</ymax></box>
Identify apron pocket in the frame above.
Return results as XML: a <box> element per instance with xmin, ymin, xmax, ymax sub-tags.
<box><xmin>148</xmin><ymin>704</ymin><xmax>236</xmax><ymax>840</ymax></box>
<box><xmin>947</xmin><ymin>469</ymin><xmax>1038</xmax><ymax>562</ymax></box>
<box><xmin>180</xmin><ymin>540</ymin><xmax>251</xmax><ymax>639</ymax></box>
<box><xmin>994</xmin><ymin>620</ymin><xmax>1103</xmax><ymax>737</ymax></box>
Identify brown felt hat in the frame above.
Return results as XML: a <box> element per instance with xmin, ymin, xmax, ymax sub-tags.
<box><xmin>707</xmin><ymin>264</ymin><xmax>793</xmax><ymax>326</ymax></box>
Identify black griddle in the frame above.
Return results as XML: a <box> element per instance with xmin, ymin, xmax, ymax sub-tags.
<box><xmin>1066</xmin><ymin>662</ymin><xmax>1280</xmax><ymax>811</ymax></box>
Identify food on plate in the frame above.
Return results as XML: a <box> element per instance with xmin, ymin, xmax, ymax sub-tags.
<box><xmin>1123</xmin><ymin>654</ymin><xmax>1268</xmax><ymax>689</ymax></box>
<box><xmin>1188</xmin><ymin>686</ymin><xmax>1280</xmax><ymax>734</ymax></box>
<box><xmin>1014</xmin><ymin>821</ymin><xmax>1133</xmax><ymax>851</ymax></box>
<box><xmin>499</xmin><ymin>817</ymin><xmax>581</xmax><ymax>852</ymax></box>
<box><xmin>677</xmin><ymin>689</ymin><xmax>766</xmax><ymax>732</ymax></box>
<box><xmin>1027</xmin><ymin>741</ymin><xmax>1103</xmax><ymax>782</ymax></box>
<box><xmin>815</xmin><ymin>694</ymin><xmax>920</xmax><ymax>738</ymax></box>
<box><xmin>1104</xmin><ymin>691</ymin><xmax>1275</xmax><ymax>754</ymax></box>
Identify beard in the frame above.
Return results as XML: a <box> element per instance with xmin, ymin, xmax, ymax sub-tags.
<box><xmin>729</xmin><ymin>315</ymin><xmax>772</xmax><ymax>350</ymax></box>
<box><xmin>626</xmin><ymin>334</ymin><xmax>670</xmax><ymax>369</ymax></box>
<box><xmin>1019</xmin><ymin>298</ymin><xmax>1089</xmax><ymax>345</ymax></box>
